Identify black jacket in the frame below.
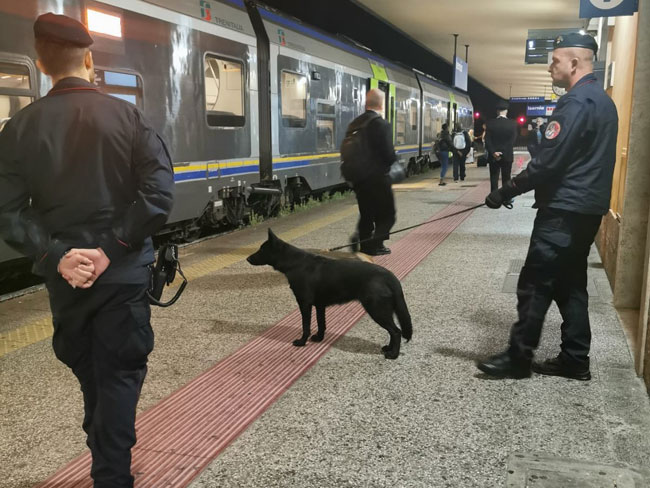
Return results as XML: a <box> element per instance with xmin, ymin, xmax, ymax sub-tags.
<box><xmin>485</xmin><ymin>116</ymin><xmax>517</xmax><ymax>162</ymax></box>
<box><xmin>346</xmin><ymin>110</ymin><xmax>396</xmax><ymax>177</ymax></box>
<box><xmin>0</xmin><ymin>77</ymin><xmax>175</xmax><ymax>282</ymax></box>
<box><xmin>514</xmin><ymin>73</ymin><xmax>618</xmax><ymax>215</ymax></box>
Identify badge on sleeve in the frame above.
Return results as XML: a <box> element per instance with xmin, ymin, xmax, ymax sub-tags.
<box><xmin>545</xmin><ymin>121</ymin><xmax>561</xmax><ymax>140</ymax></box>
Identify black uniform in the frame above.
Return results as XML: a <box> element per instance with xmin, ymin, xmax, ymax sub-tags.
<box><xmin>494</xmin><ymin>72</ymin><xmax>618</xmax><ymax>366</ymax></box>
<box><xmin>485</xmin><ymin>115</ymin><xmax>518</xmax><ymax>192</ymax></box>
<box><xmin>0</xmin><ymin>77</ymin><xmax>174</xmax><ymax>487</ymax></box>
<box><xmin>347</xmin><ymin>110</ymin><xmax>397</xmax><ymax>254</ymax></box>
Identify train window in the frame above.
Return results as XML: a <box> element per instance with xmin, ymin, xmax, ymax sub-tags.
<box><xmin>423</xmin><ymin>103</ymin><xmax>432</xmax><ymax>140</ymax></box>
<box><xmin>409</xmin><ymin>100</ymin><xmax>417</xmax><ymax>130</ymax></box>
<box><xmin>0</xmin><ymin>62</ymin><xmax>34</xmax><ymax>132</ymax></box>
<box><xmin>316</xmin><ymin>119</ymin><xmax>334</xmax><ymax>152</ymax></box>
<box><xmin>396</xmin><ymin>110</ymin><xmax>406</xmax><ymax>145</ymax></box>
<box><xmin>281</xmin><ymin>71</ymin><xmax>307</xmax><ymax>128</ymax></box>
<box><xmin>94</xmin><ymin>69</ymin><xmax>143</xmax><ymax>109</ymax></box>
<box><xmin>316</xmin><ymin>101</ymin><xmax>335</xmax><ymax>152</ymax></box>
<box><xmin>204</xmin><ymin>55</ymin><xmax>245</xmax><ymax>127</ymax></box>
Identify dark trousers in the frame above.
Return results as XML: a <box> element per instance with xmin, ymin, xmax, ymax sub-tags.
<box><xmin>452</xmin><ymin>152</ymin><xmax>467</xmax><ymax>181</ymax></box>
<box><xmin>354</xmin><ymin>174</ymin><xmax>396</xmax><ymax>252</ymax></box>
<box><xmin>489</xmin><ymin>159</ymin><xmax>513</xmax><ymax>192</ymax></box>
<box><xmin>48</xmin><ymin>280</ymin><xmax>153</xmax><ymax>488</ymax></box>
<box><xmin>508</xmin><ymin>208</ymin><xmax>602</xmax><ymax>365</ymax></box>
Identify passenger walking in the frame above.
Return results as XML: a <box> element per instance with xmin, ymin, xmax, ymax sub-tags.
<box><xmin>435</xmin><ymin>123</ymin><xmax>453</xmax><ymax>186</ymax></box>
<box><xmin>452</xmin><ymin>123</ymin><xmax>472</xmax><ymax>182</ymax></box>
<box><xmin>477</xmin><ymin>33</ymin><xmax>618</xmax><ymax>381</ymax></box>
<box><xmin>344</xmin><ymin>88</ymin><xmax>397</xmax><ymax>256</ymax></box>
<box><xmin>485</xmin><ymin>100</ymin><xmax>517</xmax><ymax>195</ymax></box>
<box><xmin>0</xmin><ymin>13</ymin><xmax>174</xmax><ymax>487</ymax></box>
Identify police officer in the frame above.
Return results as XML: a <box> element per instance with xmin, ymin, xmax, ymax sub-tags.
<box><xmin>476</xmin><ymin>33</ymin><xmax>618</xmax><ymax>380</ymax></box>
<box><xmin>485</xmin><ymin>100</ymin><xmax>518</xmax><ymax>193</ymax></box>
<box><xmin>0</xmin><ymin>13</ymin><xmax>174</xmax><ymax>487</ymax></box>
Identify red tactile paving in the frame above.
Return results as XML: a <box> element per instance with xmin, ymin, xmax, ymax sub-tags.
<box><xmin>35</xmin><ymin>181</ymin><xmax>489</xmax><ymax>488</ymax></box>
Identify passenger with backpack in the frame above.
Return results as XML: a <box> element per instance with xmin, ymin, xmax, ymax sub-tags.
<box><xmin>435</xmin><ymin>123</ymin><xmax>453</xmax><ymax>186</ymax></box>
<box><xmin>452</xmin><ymin>123</ymin><xmax>472</xmax><ymax>182</ymax></box>
<box><xmin>341</xmin><ymin>88</ymin><xmax>397</xmax><ymax>256</ymax></box>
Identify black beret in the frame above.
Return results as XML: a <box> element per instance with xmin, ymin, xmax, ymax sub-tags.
<box><xmin>553</xmin><ymin>33</ymin><xmax>598</xmax><ymax>53</ymax></box>
<box><xmin>34</xmin><ymin>13</ymin><xmax>94</xmax><ymax>47</ymax></box>
<box><xmin>496</xmin><ymin>100</ymin><xmax>509</xmax><ymax>111</ymax></box>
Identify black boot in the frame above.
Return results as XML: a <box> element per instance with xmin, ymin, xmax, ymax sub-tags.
<box><xmin>349</xmin><ymin>233</ymin><xmax>360</xmax><ymax>252</ymax></box>
<box><xmin>532</xmin><ymin>355</ymin><xmax>591</xmax><ymax>381</ymax></box>
<box><xmin>476</xmin><ymin>351</ymin><xmax>531</xmax><ymax>379</ymax></box>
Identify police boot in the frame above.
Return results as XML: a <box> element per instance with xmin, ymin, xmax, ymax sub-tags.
<box><xmin>532</xmin><ymin>355</ymin><xmax>591</xmax><ymax>381</ymax></box>
<box><xmin>476</xmin><ymin>351</ymin><xmax>531</xmax><ymax>379</ymax></box>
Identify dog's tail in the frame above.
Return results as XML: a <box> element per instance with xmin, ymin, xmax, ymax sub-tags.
<box><xmin>390</xmin><ymin>276</ymin><xmax>412</xmax><ymax>341</ymax></box>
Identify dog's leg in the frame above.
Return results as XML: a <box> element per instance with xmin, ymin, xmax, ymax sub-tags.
<box><xmin>362</xmin><ymin>299</ymin><xmax>402</xmax><ymax>359</ymax></box>
<box><xmin>293</xmin><ymin>301</ymin><xmax>312</xmax><ymax>347</ymax></box>
<box><xmin>311</xmin><ymin>305</ymin><xmax>326</xmax><ymax>342</ymax></box>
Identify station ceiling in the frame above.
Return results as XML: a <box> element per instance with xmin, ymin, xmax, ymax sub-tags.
<box><xmin>356</xmin><ymin>0</ymin><xmax>589</xmax><ymax>99</ymax></box>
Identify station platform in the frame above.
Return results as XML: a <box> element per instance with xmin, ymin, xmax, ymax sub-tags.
<box><xmin>2</xmin><ymin>156</ymin><xmax>650</xmax><ymax>488</ymax></box>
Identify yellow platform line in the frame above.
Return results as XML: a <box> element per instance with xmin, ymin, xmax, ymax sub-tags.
<box><xmin>0</xmin><ymin>204</ymin><xmax>358</xmax><ymax>358</ymax></box>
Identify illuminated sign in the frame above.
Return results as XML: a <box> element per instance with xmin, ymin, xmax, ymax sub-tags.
<box><xmin>87</xmin><ymin>9</ymin><xmax>122</xmax><ymax>38</ymax></box>
<box><xmin>453</xmin><ymin>56</ymin><xmax>467</xmax><ymax>92</ymax></box>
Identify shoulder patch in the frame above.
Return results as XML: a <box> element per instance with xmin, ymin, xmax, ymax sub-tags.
<box><xmin>545</xmin><ymin>121</ymin><xmax>561</xmax><ymax>140</ymax></box>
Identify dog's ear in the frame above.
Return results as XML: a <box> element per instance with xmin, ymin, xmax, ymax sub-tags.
<box><xmin>268</xmin><ymin>228</ymin><xmax>277</xmax><ymax>242</ymax></box>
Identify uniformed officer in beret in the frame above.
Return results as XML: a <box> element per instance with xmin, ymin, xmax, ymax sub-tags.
<box><xmin>477</xmin><ymin>33</ymin><xmax>618</xmax><ymax>380</ymax></box>
<box><xmin>485</xmin><ymin>99</ymin><xmax>518</xmax><ymax>195</ymax></box>
<box><xmin>0</xmin><ymin>13</ymin><xmax>174</xmax><ymax>487</ymax></box>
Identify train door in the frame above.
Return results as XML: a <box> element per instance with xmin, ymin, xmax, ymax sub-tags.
<box><xmin>447</xmin><ymin>101</ymin><xmax>458</xmax><ymax>129</ymax></box>
<box><xmin>368</xmin><ymin>62</ymin><xmax>396</xmax><ymax>142</ymax></box>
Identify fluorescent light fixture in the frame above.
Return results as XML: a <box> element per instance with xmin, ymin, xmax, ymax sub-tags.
<box><xmin>87</xmin><ymin>8</ymin><xmax>122</xmax><ymax>38</ymax></box>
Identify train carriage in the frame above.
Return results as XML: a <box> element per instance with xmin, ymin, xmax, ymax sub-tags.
<box><xmin>0</xmin><ymin>0</ymin><xmax>473</xmax><ymax>275</ymax></box>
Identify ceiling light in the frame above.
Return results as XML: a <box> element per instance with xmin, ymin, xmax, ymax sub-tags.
<box><xmin>87</xmin><ymin>8</ymin><xmax>122</xmax><ymax>38</ymax></box>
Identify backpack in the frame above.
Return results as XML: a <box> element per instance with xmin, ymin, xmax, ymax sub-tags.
<box><xmin>340</xmin><ymin>112</ymin><xmax>380</xmax><ymax>184</ymax></box>
<box><xmin>453</xmin><ymin>131</ymin><xmax>466</xmax><ymax>150</ymax></box>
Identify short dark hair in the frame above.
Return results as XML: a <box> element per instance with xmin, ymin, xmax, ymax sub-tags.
<box><xmin>442</xmin><ymin>123</ymin><xmax>448</xmax><ymax>130</ymax></box>
<box><xmin>35</xmin><ymin>39</ymin><xmax>87</xmax><ymax>77</ymax></box>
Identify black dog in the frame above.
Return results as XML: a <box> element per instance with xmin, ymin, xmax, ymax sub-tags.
<box><xmin>247</xmin><ymin>229</ymin><xmax>412</xmax><ymax>359</ymax></box>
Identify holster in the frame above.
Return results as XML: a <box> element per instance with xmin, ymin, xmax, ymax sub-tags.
<box><xmin>147</xmin><ymin>244</ymin><xmax>187</xmax><ymax>307</ymax></box>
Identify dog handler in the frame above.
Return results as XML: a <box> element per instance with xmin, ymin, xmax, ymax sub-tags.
<box><xmin>0</xmin><ymin>13</ymin><xmax>174</xmax><ymax>487</ymax></box>
<box><xmin>477</xmin><ymin>33</ymin><xmax>618</xmax><ymax>381</ymax></box>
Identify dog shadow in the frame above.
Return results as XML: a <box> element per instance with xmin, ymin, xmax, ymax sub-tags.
<box><xmin>207</xmin><ymin>320</ymin><xmax>382</xmax><ymax>356</ymax></box>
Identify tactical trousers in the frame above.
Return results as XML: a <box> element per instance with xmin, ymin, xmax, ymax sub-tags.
<box><xmin>489</xmin><ymin>159</ymin><xmax>512</xmax><ymax>192</ymax></box>
<box><xmin>508</xmin><ymin>208</ymin><xmax>602</xmax><ymax>365</ymax></box>
<box><xmin>47</xmin><ymin>280</ymin><xmax>153</xmax><ymax>488</ymax></box>
<box><xmin>354</xmin><ymin>174</ymin><xmax>396</xmax><ymax>251</ymax></box>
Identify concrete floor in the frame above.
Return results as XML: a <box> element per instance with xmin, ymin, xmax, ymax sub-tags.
<box><xmin>1</xmin><ymin>161</ymin><xmax>650</xmax><ymax>487</ymax></box>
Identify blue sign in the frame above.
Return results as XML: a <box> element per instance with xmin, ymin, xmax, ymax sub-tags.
<box><xmin>527</xmin><ymin>104</ymin><xmax>556</xmax><ymax>116</ymax></box>
<box><xmin>511</xmin><ymin>96</ymin><xmax>545</xmax><ymax>103</ymax></box>
<box><xmin>453</xmin><ymin>56</ymin><xmax>468</xmax><ymax>92</ymax></box>
<box><xmin>579</xmin><ymin>0</ymin><xmax>638</xmax><ymax>18</ymax></box>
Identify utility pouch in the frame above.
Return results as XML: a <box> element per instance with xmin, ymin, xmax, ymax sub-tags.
<box><xmin>147</xmin><ymin>244</ymin><xmax>187</xmax><ymax>307</ymax></box>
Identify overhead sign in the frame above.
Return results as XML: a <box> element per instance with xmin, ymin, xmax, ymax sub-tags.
<box><xmin>453</xmin><ymin>56</ymin><xmax>468</xmax><ymax>91</ymax></box>
<box><xmin>527</xmin><ymin>104</ymin><xmax>556</xmax><ymax>116</ymax></box>
<box><xmin>579</xmin><ymin>0</ymin><xmax>638</xmax><ymax>18</ymax></box>
<box><xmin>525</xmin><ymin>38</ymin><xmax>555</xmax><ymax>64</ymax></box>
<box><xmin>511</xmin><ymin>96</ymin><xmax>545</xmax><ymax>103</ymax></box>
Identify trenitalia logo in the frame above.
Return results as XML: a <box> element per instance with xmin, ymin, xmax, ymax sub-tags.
<box><xmin>278</xmin><ymin>29</ymin><xmax>286</xmax><ymax>46</ymax></box>
<box><xmin>200</xmin><ymin>0</ymin><xmax>212</xmax><ymax>21</ymax></box>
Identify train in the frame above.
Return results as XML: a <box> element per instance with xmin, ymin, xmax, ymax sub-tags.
<box><xmin>0</xmin><ymin>0</ymin><xmax>474</xmax><ymax>274</ymax></box>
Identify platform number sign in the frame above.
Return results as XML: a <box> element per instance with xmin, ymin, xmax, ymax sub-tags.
<box><xmin>579</xmin><ymin>0</ymin><xmax>638</xmax><ymax>18</ymax></box>
<box><xmin>200</xmin><ymin>0</ymin><xmax>212</xmax><ymax>21</ymax></box>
